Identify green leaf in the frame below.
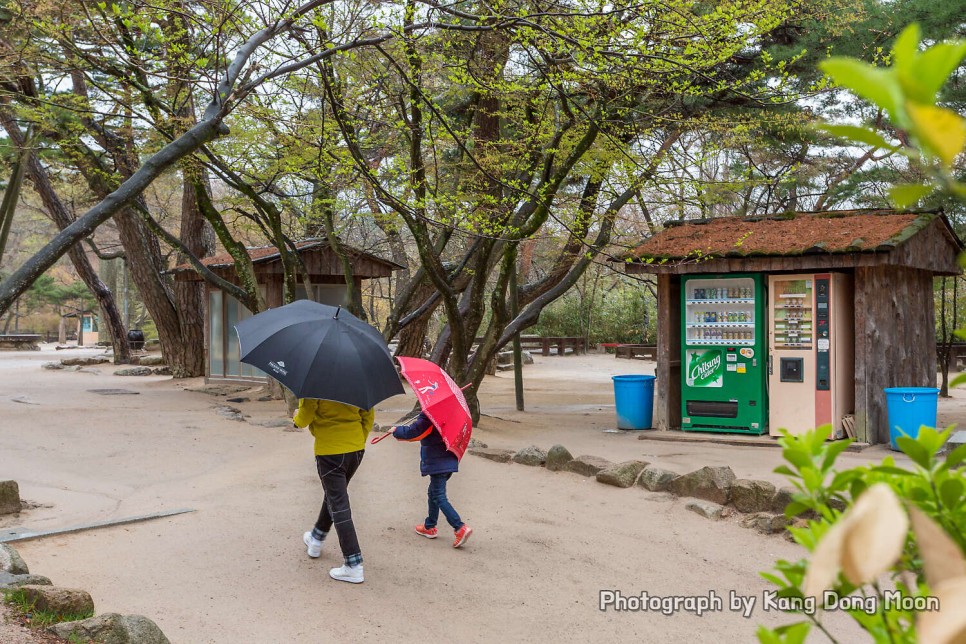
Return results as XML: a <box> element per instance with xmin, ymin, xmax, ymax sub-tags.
<box><xmin>947</xmin><ymin>442</ymin><xmax>966</xmax><ymax>467</ymax></box>
<box><xmin>940</xmin><ymin>478</ymin><xmax>964</xmax><ymax>510</ymax></box>
<box><xmin>784</xmin><ymin>501</ymin><xmax>810</xmax><ymax>518</ymax></box>
<box><xmin>889</xmin><ymin>183</ymin><xmax>934</xmax><ymax>208</ymax></box>
<box><xmin>907</xmin><ymin>102</ymin><xmax>966</xmax><ymax>167</ymax></box>
<box><xmin>897</xmin><ymin>435</ymin><xmax>931</xmax><ymax>469</ymax></box>
<box><xmin>821</xmin><ymin>439</ymin><xmax>853</xmax><ymax>472</ymax></box>
<box><xmin>950</xmin><ymin>371</ymin><xmax>966</xmax><ymax>388</ymax></box>
<box><xmin>816</xmin><ymin>124</ymin><xmax>896</xmax><ymax>150</ymax></box>
<box><xmin>914</xmin><ymin>41</ymin><xmax>966</xmax><ymax>100</ymax></box>
<box><xmin>871</xmin><ymin>465</ymin><xmax>915</xmax><ymax>476</ymax></box>
<box><xmin>820</xmin><ymin>58</ymin><xmax>902</xmax><ymax>120</ymax></box>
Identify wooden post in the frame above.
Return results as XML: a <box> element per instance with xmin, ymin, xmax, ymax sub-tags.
<box><xmin>655</xmin><ymin>274</ymin><xmax>682</xmax><ymax>430</ymax></box>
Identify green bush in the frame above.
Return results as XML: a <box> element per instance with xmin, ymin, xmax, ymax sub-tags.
<box><xmin>531</xmin><ymin>285</ymin><xmax>655</xmax><ymax>344</ymax></box>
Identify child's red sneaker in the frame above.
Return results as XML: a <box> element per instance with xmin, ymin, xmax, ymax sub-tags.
<box><xmin>453</xmin><ymin>525</ymin><xmax>473</xmax><ymax>548</ymax></box>
<box><xmin>415</xmin><ymin>524</ymin><xmax>438</xmax><ymax>539</ymax></box>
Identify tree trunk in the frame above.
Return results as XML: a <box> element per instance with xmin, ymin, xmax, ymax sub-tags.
<box><xmin>0</xmin><ymin>106</ymin><xmax>132</xmax><ymax>362</ymax></box>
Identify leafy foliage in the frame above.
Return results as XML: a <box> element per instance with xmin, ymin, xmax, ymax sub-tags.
<box><xmin>759</xmin><ymin>427</ymin><xmax>966</xmax><ymax>643</ymax></box>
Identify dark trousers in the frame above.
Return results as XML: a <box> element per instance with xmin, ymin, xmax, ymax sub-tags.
<box><xmin>425</xmin><ymin>473</ymin><xmax>463</xmax><ymax>531</ymax></box>
<box><xmin>314</xmin><ymin>450</ymin><xmax>364</xmax><ymax>565</ymax></box>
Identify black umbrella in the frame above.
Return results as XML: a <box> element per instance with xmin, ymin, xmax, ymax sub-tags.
<box><xmin>234</xmin><ymin>300</ymin><xmax>404</xmax><ymax>409</ymax></box>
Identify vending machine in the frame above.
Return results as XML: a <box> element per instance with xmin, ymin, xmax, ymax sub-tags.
<box><xmin>767</xmin><ymin>273</ymin><xmax>854</xmax><ymax>438</ymax></box>
<box><xmin>680</xmin><ymin>273</ymin><xmax>767</xmax><ymax>434</ymax></box>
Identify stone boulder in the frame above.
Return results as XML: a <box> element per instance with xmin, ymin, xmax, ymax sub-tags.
<box><xmin>731</xmin><ymin>479</ymin><xmax>777</xmax><ymax>514</ymax></box>
<box><xmin>468</xmin><ymin>448</ymin><xmax>515</xmax><ymax>463</ymax></box>
<box><xmin>61</xmin><ymin>356</ymin><xmax>110</xmax><ymax>366</ymax></box>
<box><xmin>667</xmin><ymin>466</ymin><xmax>736</xmax><ymax>505</ymax></box>
<box><xmin>16</xmin><ymin>585</ymin><xmax>94</xmax><ymax>618</ymax></box>
<box><xmin>0</xmin><ymin>479</ymin><xmax>21</xmax><ymax>515</ymax></box>
<box><xmin>49</xmin><ymin>613</ymin><xmax>170</xmax><ymax>644</ymax></box>
<box><xmin>114</xmin><ymin>367</ymin><xmax>153</xmax><ymax>376</ymax></box>
<box><xmin>564</xmin><ymin>455</ymin><xmax>615</xmax><ymax>477</ymax></box>
<box><xmin>636</xmin><ymin>466</ymin><xmax>678</xmax><ymax>492</ymax></box>
<box><xmin>596</xmin><ymin>461</ymin><xmax>649</xmax><ymax>488</ymax></box>
<box><xmin>0</xmin><ymin>572</ymin><xmax>52</xmax><ymax>589</ymax></box>
<box><xmin>468</xmin><ymin>438</ymin><xmax>488</xmax><ymax>449</ymax></box>
<box><xmin>545</xmin><ymin>444</ymin><xmax>574</xmax><ymax>472</ymax></box>
<box><xmin>685</xmin><ymin>499</ymin><xmax>729</xmax><ymax>520</ymax></box>
<box><xmin>771</xmin><ymin>486</ymin><xmax>798</xmax><ymax>515</ymax></box>
<box><xmin>0</xmin><ymin>543</ymin><xmax>29</xmax><ymax>575</ymax></box>
<box><xmin>740</xmin><ymin>512</ymin><xmax>791</xmax><ymax>535</ymax></box>
<box><xmin>138</xmin><ymin>355</ymin><xmax>166</xmax><ymax>366</ymax></box>
<box><xmin>42</xmin><ymin>362</ymin><xmax>64</xmax><ymax>370</ymax></box>
<box><xmin>512</xmin><ymin>446</ymin><xmax>547</xmax><ymax>467</ymax></box>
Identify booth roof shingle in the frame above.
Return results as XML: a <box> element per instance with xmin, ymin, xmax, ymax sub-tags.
<box><xmin>624</xmin><ymin>210</ymin><xmax>950</xmax><ymax>262</ymax></box>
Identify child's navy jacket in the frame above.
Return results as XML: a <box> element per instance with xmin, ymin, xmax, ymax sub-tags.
<box><xmin>393</xmin><ymin>412</ymin><xmax>459</xmax><ymax>476</ymax></box>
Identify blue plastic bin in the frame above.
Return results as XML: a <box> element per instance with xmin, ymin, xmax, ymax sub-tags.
<box><xmin>612</xmin><ymin>375</ymin><xmax>657</xmax><ymax>430</ymax></box>
<box><xmin>883</xmin><ymin>387</ymin><xmax>940</xmax><ymax>450</ymax></box>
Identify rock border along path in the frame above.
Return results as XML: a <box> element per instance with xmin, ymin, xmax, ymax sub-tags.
<box><xmin>468</xmin><ymin>445</ymin><xmax>801</xmax><ymax>536</ymax></box>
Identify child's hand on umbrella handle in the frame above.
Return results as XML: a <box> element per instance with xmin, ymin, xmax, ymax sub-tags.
<box><xmin>370</xmin><ymin>427</ymin><xmax>395</xmax><ymax>445</ymax></box>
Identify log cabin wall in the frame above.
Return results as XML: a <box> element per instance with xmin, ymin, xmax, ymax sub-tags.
<box><xmin>853</xmin><ymin>266</ymin><xmax>936</xmax><ymax>445</ymax></box>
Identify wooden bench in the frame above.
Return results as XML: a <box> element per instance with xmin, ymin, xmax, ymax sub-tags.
<box><xmin>0</xmin><ymin>334</ymin><xmax>42</xmax><ymax>351</ymax></box>
<box><xmin>538</xmin><ymin>336</ymin><xmax>586</xmax><ymax>356</ymax></box>
<box><xmin>615</xmin><ymin>343</ymin><xmax>657</xmax><ymax>360</ymax></box>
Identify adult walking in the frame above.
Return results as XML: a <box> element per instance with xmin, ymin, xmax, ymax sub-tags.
<box><xmin>294</xmin><ymin>397</ymin><xmax>373</xmax><ymax>584</ymax></box>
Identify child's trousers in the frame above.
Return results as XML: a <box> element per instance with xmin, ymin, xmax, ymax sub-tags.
<box><xmin>425</xmin><ymin>472</ymin><xmax>463</xmax><ymax>530</ymax></box>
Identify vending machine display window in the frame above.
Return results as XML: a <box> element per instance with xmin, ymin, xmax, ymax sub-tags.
<box><xmin>772</xmin><ymin>279</ymin><xmax>813</xmax><ymax>350</ymax></box>
<box><xmin>683</xmin><ymin>277</ymin><xmax>756</xmax><ymax>347</ymax></box>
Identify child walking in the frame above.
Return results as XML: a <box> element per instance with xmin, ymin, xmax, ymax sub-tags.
<box><xmin>390</xmin><ymin>411</ymin><xmax>473</xmax><ymax>548</ymax></box>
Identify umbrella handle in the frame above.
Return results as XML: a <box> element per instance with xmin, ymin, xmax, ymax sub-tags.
<box><xmin>370</xmin><ymin>428</ymin><xmax>395</xmax><ymax>445</ymax></box>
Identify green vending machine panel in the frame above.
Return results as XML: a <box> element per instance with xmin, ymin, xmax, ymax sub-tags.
<box><xmin>681</xmin><ymin>273</ymin><xmax>767</xmax><ymax>434</ymax></box>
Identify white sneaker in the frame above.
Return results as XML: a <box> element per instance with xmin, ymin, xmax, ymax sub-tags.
<box><xmin>303</xmin><ymin>531</ymin><xmax>323</xmax><ymax>558</ymax></box>
<box><xmin>329</xmin><ymin>564</ymin><xmax>364</xmax><ymax>584</ymax></box>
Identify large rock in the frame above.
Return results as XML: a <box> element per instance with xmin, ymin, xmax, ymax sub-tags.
<box><xmin>636</xmin><ymin>466</ymin><xmax>678</xmax><ymax>492</ymax></box>
<box><xmin>114</xmin><ymin>367</ymin><xmax>153</xmax><ymax>376</ymax></box>
<box><xmin>61</xmin><ymin>356</ymin><xmax>110</xmax><ymax>366</ymax></box>
<box><xmin>667</xmin><ymin>466</ymin><xmax>736</xmax><ymax>505</ymax></box>
<box><xmin>512</xmin><ymin>446</ymin><xmax>547</xmax><ymax>467</ymax></box>
<box><xmin>468</xmin><ymin>438</ymin><xmax>488</xmax><ymax>449</ymax></box>
<box><xmin>0</xmin><ymin>543</ymin><xmax>28</xmax><ymax>575</ymax></box>
<box><xmin>685</xmin><ymin>499</ymin><xmax>728</xmax><ymax>520</ymax></box>
<box><xmin>771</xmin><ymin>486</ymin><xmax>799</xmax><ymax>515</ymax></box>
<box><xmin>740</xmin><ymin>512</ymin><xmax>791</xmax><ymax>535</ymax></box>
<box><xmin>0</xmin><ymin>479</ymin><xmax>21</xmax><ymax>515</ymax></box>
<box><xmin>596</xmin><ymin>461</ymin><xmax>649</xmax><ymax>488</ymax></box>
<box><xmin>468</xmin><ymin>448</ymin><xmax>515</xmax><ymax>463</ymax></box>
<box><xmin>16</xmin><ymin>585</ymin><xmax>94</xmax><ymax>618</ymax></box>
<box><xmin>564</xmin><ymin>455</ymin><xmax>615</xmax><ymax>477</ymax></box>
<box><xmin>138</xmin><ymin>355</ymin><xmax>166</xmax><ymax>366</ymax></box>
<box><xmin>730</xmin><ymin>479</ymin><xmax>777</xmax><ymax>514</ymax></box>
<box><xmin>0</xmin><ymin>572</ymin><xmax>52</xmax><ymax>588</ymax></box>
<box><xmin>48</xmin><ymin>613</ymin><xmax>170</xmax><ymax>644</ymax></box>
<box><xmin>545</xmin><ymin>444</ymin><xmax>574</xmax><ymax>472</ymax></box>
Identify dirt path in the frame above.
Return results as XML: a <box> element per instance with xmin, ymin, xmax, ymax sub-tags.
<box><xmin>5</xmin><ymin>347</ymin><xmax>955</xmax><ymax>642</ymax></box>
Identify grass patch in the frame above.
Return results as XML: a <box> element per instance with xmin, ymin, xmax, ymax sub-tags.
<box><xmin>2</xmin><ymin>588</ymin><xmax>95</xmax><ymax>627</ymax></box>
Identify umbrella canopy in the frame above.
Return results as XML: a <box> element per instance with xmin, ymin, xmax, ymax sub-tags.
<box><xmin>234</xmin><ymin>300</ymin><xmax>404</xmax><ymax>409</ymax></box>
<box><xmin>397</xmin><ymin>356</ymin><xmax>473</xmax><ymax>460</ymax></box>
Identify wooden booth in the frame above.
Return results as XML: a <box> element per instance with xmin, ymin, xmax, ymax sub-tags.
<box><xmin>171</xmin><ymin>240</ymin><xmax>402</xmax><ymax>384</ymax></box>
<box><xmin>622</xmin><ymin>210</ymin><xmax>962</xmax><ymax>445</ymax></box>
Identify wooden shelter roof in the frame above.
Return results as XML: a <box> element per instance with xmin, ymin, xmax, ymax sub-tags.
<box><xmin>622</xmin><ymin>210</ymin><xmax>962</xmax><ymax>275</ymax></box>
<box><xmin>169</xmin><ymin>239</ymin><xmax>403</xmax><ymax>281</ymax></box>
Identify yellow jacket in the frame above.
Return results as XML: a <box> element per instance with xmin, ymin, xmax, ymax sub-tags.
<box><xmin>293</xmin><ymin>399</ymin><xmax>374</xmax><ymax>456</ymax></box>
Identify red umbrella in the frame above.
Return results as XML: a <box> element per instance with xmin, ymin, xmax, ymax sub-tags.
<box><xmin>391</xmin><ymin>357</ymin><xmax>473</xmax><ymax>460</ymax></box>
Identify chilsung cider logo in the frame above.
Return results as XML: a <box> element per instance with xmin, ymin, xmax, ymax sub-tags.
<box><xmin>687</xmin><ymin>350</ymin><xmax>723</xmax><ymax>388</ymax></box>
<box><xmin>268</xmin><ymin>360</ymin><xmax>288</xmax><ymax>376</ymax></box>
